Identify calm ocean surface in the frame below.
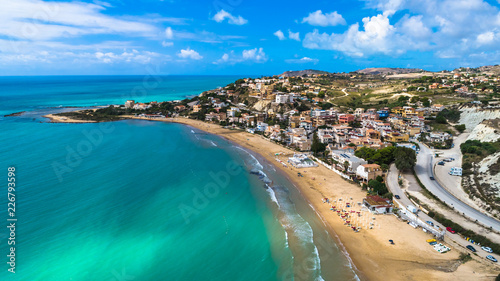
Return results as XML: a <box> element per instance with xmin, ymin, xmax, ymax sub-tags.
<box><xmin>0</xmin><ymin>76</ymin><xmax>359</xmax><ymax>281</ymax></box>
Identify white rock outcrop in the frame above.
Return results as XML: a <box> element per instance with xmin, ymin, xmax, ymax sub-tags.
<box><xmin>459</xmin><ymin>106</ymin><xmax>500</xmax><ymax>131</ymax></box>
<box><xmin>467</xmin><ymin>119</ymin><xmax>500</xmax><ymax>142</ymax></box>
<box><xmin>477</xmin><ymin>152</ymin><xmax>500</xmax><ymax>197</ymax></box>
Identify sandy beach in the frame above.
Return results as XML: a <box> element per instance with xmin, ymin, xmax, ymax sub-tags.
<box><xmin>43</xmin><ymin>113</ymin><xmax>97</xmax><ymax>123</ymax></box>
<box><xmin>57</xmin><ymin>115</ymin><xmax>500</xmax><ymax>280</ymax></box>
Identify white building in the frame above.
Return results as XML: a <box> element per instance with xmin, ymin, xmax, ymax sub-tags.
<box><xmin>133</xmin><ymin>103</ymin><xmax>151</xmax><ymax>110</ymax></box>
<box><xmin>299</xmin><ymin>120</ymin><xmax>313</xmax><ymax>131</ymax></box>
<box><xmin>227</xmin><ymin>107</ymin><xmax>240</xmax><ymax>117</ymax></box>
<box><xmin>311</xmin><ymin>109</ymin><xmax>327</xmax><ymax>117</ymax></box>
<box><xmin>276</xmin><ymin>94</ymin><xmax>294</xmax><ymax>104</ymax></box>
<box><xmin>354</xmin><ymin>108</ymin><xmax>365</xmax><ymax>116</ymax></box>
<box><xmin>331</xmin><ymin>150</ymin><xmax>367</xmax><ymax>173</ymax></box>
<box><xmin>256</xmin><ymin>121</ymin><xmax>269</xmax><ymax>132</ymax></box>
<box><xmin>125</xmin><ymin>100</ymin><xmax>135</xmax><ymax>108</ymax></box>
<box><xmin>429</xmin><ymin>132</ymin><xmax>452</xmax><ymax>143</ymax></box>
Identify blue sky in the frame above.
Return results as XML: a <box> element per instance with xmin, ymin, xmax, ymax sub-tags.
<box><xmin>1</xmin><ymin>0</ymin><xmax>500</xmax><ymax>75</ymax></box>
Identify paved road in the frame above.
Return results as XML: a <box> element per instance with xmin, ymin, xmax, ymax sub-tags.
<box><xmin>386</xmin><ymin>164</ymin><xmax>500</xmax><ymax>263</ymax></box>
<box><xmin>415</xmin><ymin>141</ymin><xmax>500</xmax><ymax>232</ymax></box>
<box><xmin>433</xmin><ymin>133</ymin><xmax>483</xmax><ymax>210</ymax></box>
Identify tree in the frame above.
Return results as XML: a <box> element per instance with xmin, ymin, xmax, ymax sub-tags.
<box><xmin>311</xmin><ymin>132</ymin><xmax>325</xmax><ymax>156</ymax></box>
<box><xmin>380</xmin><ymin>164</ymin><xmax>389</xmax><ymax>171</ymax></box>
<box><xmin>436</xmin><ymin>114</ymin><xmax>447</xmax><ymax>124</ymax></box>
<box><xmin>398</xmin><ymin>96</ymin><xmax>410</xmax><ymax>103</ymax></box>
<box><xmin>421</xmin><ymin>97</ymin><xmax>430</xmax><ymax>107</ymax></box>
<box><xmin>394</xmin><ymin>147</ymin><xmax>416</xmax><ymax>171</ymax></box>
<box><xmin>368</xmin><ymin>179</ymin><xmax>388</xmax><ymax>195</ymax></box>
<box><xmin>343</xmin><ymin>161</ymin><xmax>350</xmax><ymax>172</ymax></box>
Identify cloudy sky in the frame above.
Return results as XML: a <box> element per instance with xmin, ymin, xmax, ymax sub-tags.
<box><xmin>1</xmin><ymin>0</ymin><xmax>500</xmax><ymax>75</ymax></box>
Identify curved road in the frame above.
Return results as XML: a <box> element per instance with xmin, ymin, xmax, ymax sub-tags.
<box><xmin>386</xmin><ymin>164</ymin><xmax>500</xmax><ymax>262</ymax></box>
<box><xmin>415</xmin><ymin>141</ymin><xmax>500</xmax><ymax>232</ymax></box>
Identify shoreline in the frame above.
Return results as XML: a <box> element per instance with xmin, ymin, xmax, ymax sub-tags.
<box><xmin>44</xmin><ymin>114</ymin><xmax>500</xmax><ymax>280</ymax></box>
<box><xmin>146</xmin><ymin>117</ymin><xmax>497</xmax><ymax>280</ymax></box>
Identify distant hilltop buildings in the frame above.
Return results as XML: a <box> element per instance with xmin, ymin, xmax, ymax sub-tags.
<box><xmin>125</xmin><ymin>100</ymin><xmax>156</xmax><ymax>110</ymax></box>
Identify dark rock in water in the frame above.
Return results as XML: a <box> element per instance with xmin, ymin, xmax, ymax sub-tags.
<box><xmin>250</xmin><ymin>169</ymin><xmax>260</xmax><ymax>175</ymax></box>
<box><xmin>262</xmin><ymin>178</ymin><xmax>272</xmax><ymax>184</ymax></box>
<box><xmin>4</xmin><ymin>111</ymin><xmax>25</xmax><ymax>117</ymax></box>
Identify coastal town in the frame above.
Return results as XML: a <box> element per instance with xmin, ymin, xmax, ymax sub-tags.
<box><xmin>49</xmin><ymin>66</ymin><xmax>500</xmax><ymax>278</ymax></box>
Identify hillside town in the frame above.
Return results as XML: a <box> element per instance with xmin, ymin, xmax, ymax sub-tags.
<box><xmin>118</xmin><ymin>67</ymin><xmax>499</xmax><ymax>186</ymax></box>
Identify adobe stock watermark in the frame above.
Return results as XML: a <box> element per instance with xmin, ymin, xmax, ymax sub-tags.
<box><xmin>120</xmin><ymin>63</ymin><xmax>165</xmax><ymax>102</ymax></box>
<box><xmin>8</xmin><ymin>2</ymin><xmax>61</xmax><ymax>53</ymax></box>
<box><xmin>52</xmin><ymin>122</ymin><xmax>115</xmax><ymax>182</ymax></box>
<box><xmin>178</xmin><ymin>160</ymin><xmax>242</xmax><ymax>224</ymax></box>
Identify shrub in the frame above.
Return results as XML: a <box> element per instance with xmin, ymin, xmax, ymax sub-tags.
<box><xmin>459</xmin><ymin>253</ymin><xmax>472</xmax><ymax>263</ymax></box>
<box><xmin>454</xmin><ymin>124</ymin><xmax>466</xmax><ymax>133</ymax></box>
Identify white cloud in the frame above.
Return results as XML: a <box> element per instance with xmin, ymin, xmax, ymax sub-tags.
<box><xmin>214</xmin><ymin>48</ymin><xmax>267</xmax><ymax>64</ymax></box>
<box><xmin>0</xmin><ymin>0</ymin><xmax>158</xmax><ymax>41</ymax></box>
<box><xmin>172</xmin><ymin>30</ymin><xmax>246</xmax><ymax>44</ymax></box>
<box><xmin>165</xmin><ymin>27</ymin><xmax>174</xmax><ymax>39</ymax></box>
<box><xmin>213</xmin><ymin>52</ymin><xmax>231</xmax><ymax>64</ymax></box>
<box><xmin>302</xmin><ymin>10</ymin><xmax>346</xmax><ymax>26</ymax></box>
<box><xmin>285</xmin><ymin>57</ymin><xmax>318</xmax><ymax>64</ymax></box>
<box><xmin>92</xmin><ymin>50</ymin><xmax>165</xmax><ymax>64</ymax></box>
<box><xmin>177</xmin><ymin>48</ymin><xmax>203</xmax><ymax>60</ymax></box>
<box><xmin>303</xmin><ymin>0</ymin><xmax>500</xmax><ymax>61</ymax></box>
<box><xmin>220</xmin><ymin>53</ymin><xmax>229</xmax><ymax>62</ymax></box>
<box><xmin>476</xmin><ymin>31</ymin><xmax>496</xmax><ymax>45</ymax></box>
<box><xmin>372</xmin><ymin>0</ymin><xmax>405</xmax><ymax>16</ymax></box>
<box><xmin>274</xmin><ymin>30</ymin><xmax>286</xmax><ymax>40</ymax></box>
<box><xmin>242</xmin><ymin>48</ymin><xmax>267</xmax><ymax>62</ymax></box>
<box><xmin>304</xmin><ymin>14</ymin><xmax>396</xmax><ymax>57</ymax></box>
<box><xmin>162</xmin><ymin>41</ymin><xmax>173</xmax><ymax>47</ymax></box>
<box><xmin>212</xmin><ymin>10</ymin><xmax>248</xmax><ymax>25</ymax></box>
<box><xmin>288</xmin><ymin>30</ymin><xmax>300</xmax><ymax>41</ymax></box>
<box><xmin>398</xmin><ymin>15</ymin><xmax>431</xmax><ymax>39</ymax></box>
<box><xmin>0</xmin><ymin>41</ymin><xmax>169</xmax><ymax>65</ymax></box>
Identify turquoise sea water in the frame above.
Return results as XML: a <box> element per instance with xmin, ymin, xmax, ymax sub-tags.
<box><xmin>0</xmin><ymin>76</ymin><xmax>359</xmax><ymax>280</ymax></box>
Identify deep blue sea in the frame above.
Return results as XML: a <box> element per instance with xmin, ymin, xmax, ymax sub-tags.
<box><xmin>0</xmin><ymin>76</ymin><xmax>359</xmax><ymax>281</ymax></box>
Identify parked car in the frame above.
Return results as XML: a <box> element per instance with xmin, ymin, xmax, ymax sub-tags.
<box><xmin>466</xmin><ymin>245</ymin><xmax>477</xmax><ymax>252</ymax></box>
<box><xmin>481</xmin><ymin>246</ymin><xmax>493</xmax><ymax>253</ymax></box>
<box><xmin>438</xmin><ymin>161</ymin><xmax>445</xmax><ymax>165</ymax></box>
<box><xmin>430</xmin><ymin>176</ymin><xmax>435</xmax><ymax>180</ymax></box>
<box><xmin>486</xmin><ymin>255</ymin><xmax>497</xmax><ymax>262</ymax></box>
<box><xmin>446</xmin><ymin>227</ymin><xmax>456</xmax><ymax>233</ymax></box>
<box><xmin>426</xmin><ymin>221</ymin><xmax>434</xmax><ymax>226</ymax></box>
<box><xmin>394</xmin><ymin>195</ymin><xmax>400</xmax><ymax>199</ymax></box>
